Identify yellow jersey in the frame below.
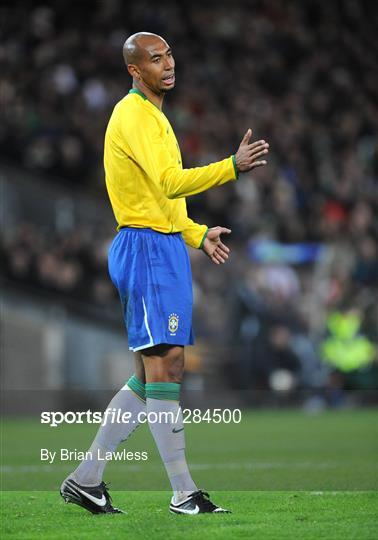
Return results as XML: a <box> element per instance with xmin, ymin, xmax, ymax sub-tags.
<box><xmin>104</xmin><ymin>88</ymin><xmax>238</xmax><ymax>248</ymax></box>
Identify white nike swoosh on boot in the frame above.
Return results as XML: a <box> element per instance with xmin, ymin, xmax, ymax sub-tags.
<box><xmin>174</xmin><ymin>504</ymin><xmax>200</xmax><ymax>515</ymax></box>
<box><xmin>76</xmin><ymin>487</ymin><xmax>107</xmax><ymax>507</ymax></box>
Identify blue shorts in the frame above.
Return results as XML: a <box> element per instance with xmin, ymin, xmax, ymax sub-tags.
<box><xmin>108</xmin><ymin>227</ymin><xmax>194</xmax><ymax>351</ymax></box>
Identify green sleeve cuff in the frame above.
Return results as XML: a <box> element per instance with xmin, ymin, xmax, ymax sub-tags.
<box><xmin>199</xmin><ymin>227</ymin><xmax>209</xmax><ymax>249</ymax></box>
<box><xmin>232</xmin><ymin>155</ymin><xmax>239</xmax><ymax>179</ymax></box>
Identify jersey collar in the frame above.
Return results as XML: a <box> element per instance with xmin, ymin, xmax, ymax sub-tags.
<box><xmin>128</xmin><ymin>88</ymin><xmax>162</xmax><ymax>111</ymax></box>
<box><xmin>128</xmin><ymin>88</ymin><xmax>147</xmax><ymax>100</ymax></box>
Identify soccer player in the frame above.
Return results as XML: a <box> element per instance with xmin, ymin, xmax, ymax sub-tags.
<box><xmin>60</xmin><ymin>32</ymin><xmax>269</xmax><ymax>515</ymax></box>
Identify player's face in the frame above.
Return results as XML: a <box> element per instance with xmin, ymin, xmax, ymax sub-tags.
<box><xmin>137</xmin><ymin>39</ymin><xmax>175</xmax><ymax>93</ymax></box>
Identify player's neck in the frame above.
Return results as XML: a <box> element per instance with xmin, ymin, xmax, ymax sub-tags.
<box><xmin>133</xmin><ymin>82</ymin><xmax>164</xmax><ymax>111</ymax></box>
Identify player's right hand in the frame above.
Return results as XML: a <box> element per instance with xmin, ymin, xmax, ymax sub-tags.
<box><xmin>234</xmin><ymin>129</ymin><xmax>269</xmax><ymax>172</ymax></box>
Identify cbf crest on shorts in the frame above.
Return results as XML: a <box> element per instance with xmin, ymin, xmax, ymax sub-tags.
<box><xmin>168</xmin><ymin>313</ymin><xmax>179</xmax><ymax>335</ymax></box>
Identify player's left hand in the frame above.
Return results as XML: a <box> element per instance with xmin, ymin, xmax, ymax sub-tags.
<box><xmin>202</xmin><ymin>226</ymin><xmax>231</xmax><ymax>265</ymax></box>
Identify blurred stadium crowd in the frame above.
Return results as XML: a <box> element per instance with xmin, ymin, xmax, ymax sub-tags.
<box><xmin>1</xmin><ymin>0</ymin><xmax>377</xmax><ymax>395</ymax></box>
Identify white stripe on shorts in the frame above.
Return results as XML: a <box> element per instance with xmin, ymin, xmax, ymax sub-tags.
<box><xmin>130</xmin><ymin>296</ymin><xmax>154</xmax><ymax>351</ymax></box>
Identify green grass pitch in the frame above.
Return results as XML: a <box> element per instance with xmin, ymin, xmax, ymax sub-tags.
<box><xmin>1</xmin><ymin>410</ymin><xmax>377</xmax><ymax>539</ymax></box>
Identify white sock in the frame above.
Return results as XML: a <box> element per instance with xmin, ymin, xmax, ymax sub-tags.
<box><xmin>72</xmin><ymin>382</ymin><xmax>145</xmax><ymax>486</ymax></box>
<box><xmin>146</xmin><ymin>396</ymin><xmax>197</xmax><ymax>502</ymax></box>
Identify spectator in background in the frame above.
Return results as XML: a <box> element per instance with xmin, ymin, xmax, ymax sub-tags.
<box><xmin>0</xmin><ymin>0</ymin><xmax>376</xmax><ymax>396</ymax></box>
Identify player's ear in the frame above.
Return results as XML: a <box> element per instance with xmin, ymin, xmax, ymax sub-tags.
<box><xmin>127</xmin><ymin>64</ymin><xmax>141</xmax><ymax>80</ymax></box>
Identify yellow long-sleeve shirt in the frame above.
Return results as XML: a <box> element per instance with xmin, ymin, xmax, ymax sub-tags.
<box><xmin>104</xmin><ymin>88</ymin><xmax>238</xmax><ymax>248</ymax></box>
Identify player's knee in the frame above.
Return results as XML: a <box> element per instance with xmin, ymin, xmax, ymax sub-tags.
<box><xmin>165</xmin><ymin>355</ymin><xmax>184</xmax><ymax>383</ymax></box>
<box><xmin>133</xmin><ymin>352</ymin><xmax>145</xmax><ymax>383</ymax></box>
<box><xmin>134</xmin><ymin>366</ymin><xmax>146</xmax><ymax>383</ymax></box>
<box><xmin>143</xmin><ymin>344</ymin><xmax>184</xmax><ymax>383</ymax></box>
<box><xmin>157</xmin><ymin>346</ymin><xmax>184</xmax><ymax>383</ymax></box>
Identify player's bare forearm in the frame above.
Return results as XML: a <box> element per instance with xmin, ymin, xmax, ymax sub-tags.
<box><xmin>202</xmin><ymin>227</ymin><xmax>231</xmax><ymax>265</ymax></box>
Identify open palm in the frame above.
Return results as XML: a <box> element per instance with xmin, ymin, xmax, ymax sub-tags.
<box><xmin>202</xmin><ymin>226</ymin><xmax>231</xmax><ymax>265</ymax></box>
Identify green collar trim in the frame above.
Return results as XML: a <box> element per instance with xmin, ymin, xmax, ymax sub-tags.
<box><xmin>128</xmin><ymin>88</ymin><xmax>147</xmax><ymax>100</ymax></box>
<box><xmin>128</xmin><ymin>88</ymin><xmax>161</xmax><ymax>111</ymax></box>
